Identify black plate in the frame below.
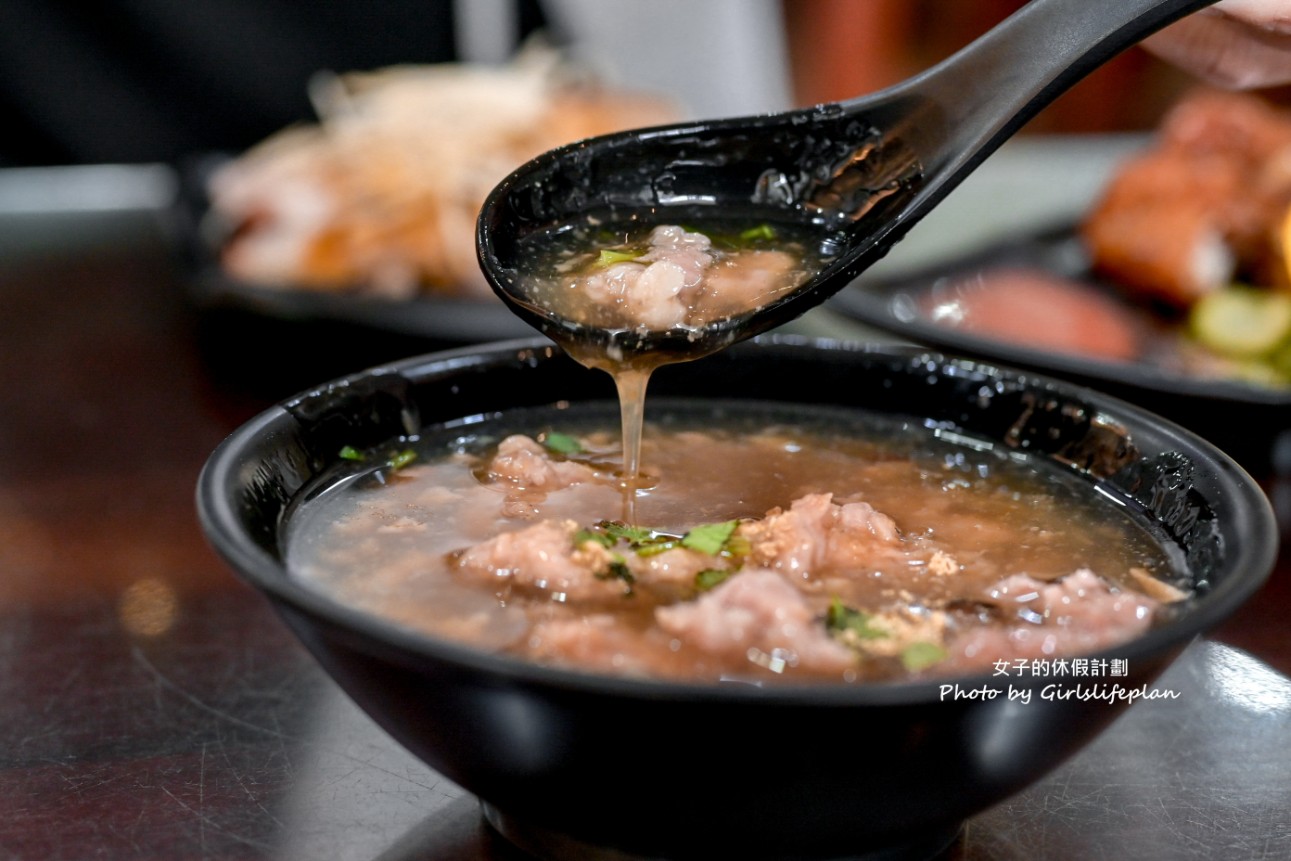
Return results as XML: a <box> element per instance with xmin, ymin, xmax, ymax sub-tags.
<box><xmin>171</xmin><ymin>154</ymin><xmax>539</xmax><ymax>396</ymax></box>
<box><xmin>184</xmin><ymin>266</ymin><xmax>535</xmax><ymax>342</ymax></box>
<box><xmin>828</xmin><ymin>227</ymin><xmax>1291</xmax><ymax>472</ymax></box>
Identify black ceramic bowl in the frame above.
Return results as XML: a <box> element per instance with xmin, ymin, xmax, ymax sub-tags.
<box><xmin>197</xmin><ymin>337</ymin><xmax>1276</xmax><ymax>861</ymax></box>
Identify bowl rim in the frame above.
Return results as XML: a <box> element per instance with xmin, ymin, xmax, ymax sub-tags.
<box><xmin>196</xmin><ymin>335</ymin><xmax>1279</xmax><ymax>705</ymax></box>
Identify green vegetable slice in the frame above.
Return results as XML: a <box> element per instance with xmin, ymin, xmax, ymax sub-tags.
<box><xmin>542</xmin><ymin>432</ymin><xmax>583</xmax><ymax>455</ymax></box>
<box><xmin>388</xmin><ymin>449</ymin><xmax>417</xmax><ymax>470</ymax></box>
<box><xmin>739</xmin><ymin>223</ymin><xmax>777</xmax><ymax>242</ymax></box>
<box><xmin>1271</xmin><ymin>341</ymin><xmax>1291</xmax><ymax>381</ymax></box>
<box><xmin>596</xmin><ymin>248</ymin><xmax>642</xmax><ymax>267</ymax></box>
<box><xmin>1190</xmin><ymin>286</ymin><xmax>1291</xmax><ymax>359</ymax></box>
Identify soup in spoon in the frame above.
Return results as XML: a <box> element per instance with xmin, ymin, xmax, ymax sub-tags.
<box><xmin>510</xmin><ymin>214</ymin><xmax>842</xmax><ymax>510</ymax></box>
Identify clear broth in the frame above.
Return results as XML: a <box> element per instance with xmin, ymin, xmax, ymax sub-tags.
<box><xmin>285</xmin><ymin>400</ymin><xmax>1183</xmax><ymax>685</ymax></box>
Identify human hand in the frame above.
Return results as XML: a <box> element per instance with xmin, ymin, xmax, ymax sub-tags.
<box><xmin>1143</xmin><ymin>0</ymin><xmax>1291</xmax><ymax>89</ymax></box>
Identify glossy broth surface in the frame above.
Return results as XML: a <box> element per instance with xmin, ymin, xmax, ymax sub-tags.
<box><xmin>286</xmin><ymin>401</ymin><xmax>1183</xmax><ymax>685</ymax></box>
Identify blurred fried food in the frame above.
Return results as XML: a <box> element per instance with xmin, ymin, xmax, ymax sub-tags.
<box><xmin>206</xmin><ymin>47</ymin><xmax>677</xmax><ymax>299</ymax></box>
<box><xmin>1081</xmin><ymin>88</ymin><xmax>1291</xmax><ymax>384</ymax></box>
<box><xmin>1081</xmin><ymin>88</ymin><xmax>1291</xmax><ymax>309</ymax></box>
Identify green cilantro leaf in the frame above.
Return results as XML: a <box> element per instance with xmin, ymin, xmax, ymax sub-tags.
<box><xmin>680</xmin><ymin>520</ymin><xmax>739</xmax><ymax>556</ymax></box>
<box><xmin>574</xmin><ymin>529</ymin><xmax>614</xmax><ymax>549</ymax></box>
<box><xmin>723</xmin><ymin>534</ymin><xmax>751</xmax><ymax>558</ymax></box>
<box><xmin>601</xmin><ymin>521</ymin><xmax>657</xmax><ymax>545</ymax></box>
<box><xmin>594</xmin><ymin>555</ymin><xmax>635</xmax><ymax>593</ymax></box>
<box><xmin>901</xmin><ymin>642</ymin><xmax>947</xmax><ymax>672</ymax></box>
<box><xmin>542</xmin><ymin>432</ymin><xmax>583</xmax><ymax>455</ymax></box>
<box><xmin>825</xmin><ymin>599</ymin><xmax>887</xmax><ymax>641</ymax></box>
<box><xmin>695</xmin><ymin>568</ymin><xmax>732</xmax><ymax>591</ymax></box>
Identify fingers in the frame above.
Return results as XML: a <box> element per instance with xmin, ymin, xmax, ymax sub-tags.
<box><xmin>1143</xmin><ymin>7</ymin><xmax>1291</xmax><ymax>89</ymax></box>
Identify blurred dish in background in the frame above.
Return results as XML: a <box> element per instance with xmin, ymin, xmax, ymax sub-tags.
<box><xmin>1080</xmin><ymin>88</ymin><xmax>1291</xmax><ymax>386</ymax></box>
<box><xmin>830</xmin><ymin>226</ymin><xmax>1291</xmax><ymax>470</ymax></box>
<box><xmin>830</xmin><ymin>88</ymin><xmax>1291</xmax><ymax>470</ymax></box>
<box><xmin>177</xmin><ymin>44</ymin><xmax>678</xmax><ymax>393</ymax></box>
<box><xmin>199</xmin><ymin>44</ymin><xmax>677</xmax><ymax>301</ymax></box>
<box><xmin>835</xmin><ymin>88</ymin><xmax>1291</xmax><ymax>389</ymax></box>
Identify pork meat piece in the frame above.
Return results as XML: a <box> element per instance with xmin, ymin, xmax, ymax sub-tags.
<box><xmin>526</xmin><ymin>614</ymin><xmax>673</xmax><ymax>677</ymax></box>
<box><xmin>573</xmin><ymin>225</ymin><xmax>714</xmax><ymax>329</ymax></box>
<box><xmin>699</xmin><ymin>249</ymin><xmax>799</xmax><ymax>317</ymax></box>
<box><xmin>485</xmin><ymin>435</ymin><xmax>598</xmax><ymax>492</ymax></box>
<box><xmin>625</xmin><ymin>545</ymin><xmax>733</xmax><ymax>593</ymax></box>
<box><xmin>948</xmin><ymin>568</ymin><xmax>1159</xmax><ymax>668</ymax></box>
<box><xmin>739</xmin><ymin>492</ymin><xmax>902</xmax><ymax>579</ymax></box>
<box><xmin>655</xmin><ymin>568</ymin><xmax>856</xmax><ymax>674</ymax></box>
<box><xmin>454</xmin><ymin>518</ymin><xmax>626</xmax><ymax>602</ymax></box>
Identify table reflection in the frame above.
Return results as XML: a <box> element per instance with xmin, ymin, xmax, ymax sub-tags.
<box><xmin>959</xmin><ymin>641</ymin><xmax>1291</xmax><ymax>860</ymax></box>
<box><xmin>212</xmin><ymin>640</ymin><xmax>1291</xmax><ymax>860</ymax></box>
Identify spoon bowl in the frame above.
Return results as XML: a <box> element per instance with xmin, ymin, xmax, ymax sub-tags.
<box><xmin>477</xmin><ymin>0</ymin><xmax>1217</xmax><ymax>358</ymax></box>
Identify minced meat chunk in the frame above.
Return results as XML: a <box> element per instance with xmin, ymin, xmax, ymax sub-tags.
<box><xmin>655</xmin><ymin>568</ymin><xmax>856</xmax><ymax>674</ymax></box>
<box><xmin>948</xmin><ymin>568</ymin><xmax>1158</xmax><ymax>667</ymax></box>
<box><xmin>485</xmin><ymin>435</ymin><xmax>598</xmax><ymax>491</ymax></box>
<box><xmin>482</xmin><ymin>435</ymin><xmax>604</xmax><ymax>519</ymax></box>
<box><xmin>740</xmin><ymin>492</ymin><xmax>902</xmax><ymax>578</ymax></box>
<box><xmin>625</xmin><ymin>545</ymin><xmax>734</xmax><ymax>593</ymax></box>
<box><xmin>454</xmin><ymin>519</ymin><xmax>626</xmax><ymax>602</ymax></box>
<box><xmin>576</xmin><ymin>225</ymin><xmax>714</xmax><ymax>329</ymax></box>
<box><xmin>525</xmin><ymin>614</ymin><xmax>671</xmax><ymax>677</ymax></box>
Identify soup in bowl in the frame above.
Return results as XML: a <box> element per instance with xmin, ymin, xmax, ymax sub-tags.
<box><xmin>197</xmin><ymin>337</ymin><xmax>1275</xmax><ymax>860</ymax></box>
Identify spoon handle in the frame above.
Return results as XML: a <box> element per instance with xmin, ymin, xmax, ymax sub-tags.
<box><xmin>863</xmin><ymin>0</ymin><xmax>1218</xmax><ymax>184</ymax></box>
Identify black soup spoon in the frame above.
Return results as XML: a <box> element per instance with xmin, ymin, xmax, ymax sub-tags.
<box><xmin>476</xmin><ymin>0</ymin><xmax>1218</xmax><ymax>365</ymax></box>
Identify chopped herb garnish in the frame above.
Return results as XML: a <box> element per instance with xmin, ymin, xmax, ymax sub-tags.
<box><xmin>900</xmin><ymin>642</ymin><xmax>947</xmax><ymax>672</ymax></box>
<box><xmin>723</xmin><ymin>534</ymin><xmax>751</xmax><ymax>557</ymax></box>
<box><xmin>338</xmin><ymin>445</ymin><xmax>365</xmax><ymax>461</ymax></box>
<box><xmin>542</xmin><ymin>431</ymin><xmax>583</xmax><ymax>455</ymax></box>
<box><xmin>595</xmin><ymin>556</ymin><xmax>635</xmax><ymax>592</ymax></box>
<box><xmin>388</xmin><ymin>449</ymin><xmax>417</xmax><ymax>470</ymax></box>
<box><xmin>573</xmin><ymin>519</ymin><xmax>745</xmax><ymax>578</ymax></box>
<box><xmin>585</xmin><ymin>520</ymin><xmax>684</xmax><ymax>552</ymax></box>
<box><xmin>680</xmin><ymin>520</ymin><xmax>739</xmax><ymax>556</ymax></box>
<box><xmin>601</xmin><ymin>521</ymin><xmax>658</xmax><ymax>545</ymax></box>
<box><xmin>739</xmin><ymin>223</ymin><xmax>777</xmax><ymax>242</ymax></box>
<box><xmin>825</xmin><ymin>599</ymin><xmax>888</xmax><ymax>641</ymax></box>
<box><xmin>596</xmin><ymin>248</ymin><xmax>642</xmax><ymax>267</ymax></box>
<box><xmin>695</xmin><ymin>568</ymin><xmax>732</xmax><ymax>591</ymax></box>
<box><xmin>574</xmin><ymin>529</ymin><xmax>614</xmax><ymax>549</ymax></box>
<box><xmin>634</xmin><ymin>540</ymin><xmax>680</xmax><ymax>557</ymax></box>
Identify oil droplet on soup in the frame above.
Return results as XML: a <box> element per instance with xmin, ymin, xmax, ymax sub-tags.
<box><xmin>286</xmin><ymin>402</ymin><xmax>1188</xmax><ymax>685</ymax></box>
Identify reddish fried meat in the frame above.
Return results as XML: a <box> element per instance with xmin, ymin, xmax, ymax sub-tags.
<box><xmin>1081</xmin><ymin>89</ymin><xmax>1291</xmax><ymax>307</ymax></box>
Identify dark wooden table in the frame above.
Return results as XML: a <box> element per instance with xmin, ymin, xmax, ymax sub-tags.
<box><xmin>1</xmin><ymin>169</ymin><xmax>1288</xmax><ymax>861</ymax></box>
